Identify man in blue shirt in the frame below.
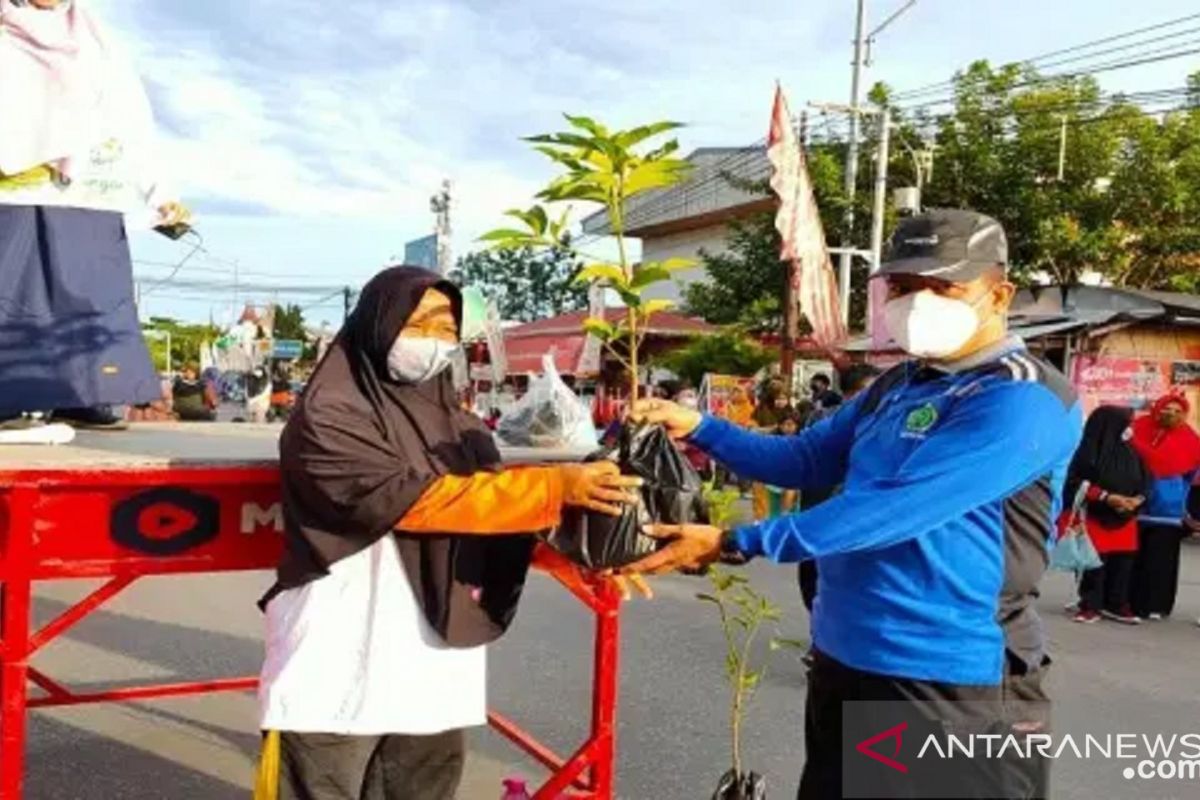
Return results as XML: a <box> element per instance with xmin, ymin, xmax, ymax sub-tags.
<box><xmin>628</xmin><ymin>209</ymin><xmax>1083</xmax><ymax>799</ymax></box>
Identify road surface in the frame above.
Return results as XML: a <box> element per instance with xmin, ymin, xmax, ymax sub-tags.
<box><xmin>22</xmin><ymin>541</ymin><xmax>1200</xmax><ymax>798</ymax></box>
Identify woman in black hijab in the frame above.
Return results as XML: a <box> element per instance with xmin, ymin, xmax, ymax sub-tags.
<box><xmin>1063</xmin><ymin>406</ymin><xmax>1152</xmax><ymax>624</ymax></box>
<box><xmin>257</xmin><ymin>267</ymin><xmax>640</xmax><ymax>800</ymax></box>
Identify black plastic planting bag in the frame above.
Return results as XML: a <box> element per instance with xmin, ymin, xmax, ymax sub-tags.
<box><xmin>547</xmin><ymin>423</ymin><xmax>708</xmax><ymax>569</ymax></box>
<box><xmin>711</xmin><ymin>770</ymin><xmax>766</xmax><ymax>800</ymax></box>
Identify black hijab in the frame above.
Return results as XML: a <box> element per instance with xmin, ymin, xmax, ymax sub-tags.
<box><xmin>273</xmin><ymin>266</ymin><xmax>536</xmax><ymax>647</ymax></box>
<box><xmin>1064</xmin><ymin>405</ymin><xmax>1152</xmax><ymax>529</ymax></box>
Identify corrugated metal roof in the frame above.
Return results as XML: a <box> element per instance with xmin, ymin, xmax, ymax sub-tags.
<box><xmin>505</xmin><ymin>309</ymin><xmax>715</xmax><ymax>339</ymax></box>
<box><xmin>580</xmin><ymin>147</ymin><xmax>770</xmax><ymax>236</ymax></box>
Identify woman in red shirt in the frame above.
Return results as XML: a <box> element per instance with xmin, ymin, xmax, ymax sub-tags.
<box><xmin>1064</xmin><ymin>406</ymin><xmax>1153</xmax><ymax>624</ymax></box>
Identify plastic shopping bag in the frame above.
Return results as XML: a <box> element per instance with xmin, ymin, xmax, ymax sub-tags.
<box><xmin>1050</xmin><ymin>533</ymin><xmax>1102</xmax><ymax>573</ymax></box>
<box><xmin>497</xmin><ymin>354</ymin><xmax>597</xmax><ymax>449</ymax></box>
<box><xmin>547</xmin><ymin>423</ymin><xmax>709</xmax><ymax>569</ymax></box>
<box><xmin>1049</xmin><ymin>480</ymin><xmax>1102</xmax><ymax>573</ymax></box>
<box><xmin>711</xmin><ymin>769</ymin><xmax>767</xmax><ymax>800</ymax></box>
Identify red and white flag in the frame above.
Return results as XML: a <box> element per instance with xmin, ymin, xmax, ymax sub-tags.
<box><xmin>767</xmin><ymin>84</ymin><xmax>846</xmax><ymax>346</ymax></box>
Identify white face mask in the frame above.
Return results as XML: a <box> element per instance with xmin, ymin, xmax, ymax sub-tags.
<box><xmin>884</xmin><ymin>289</ymin><xmax>989</xmax><ymax>360</ymax></box>
<box><xmin>386</xmin><ymin>336</ymin><xmax>457</xmax><ymax>383</ymax></box>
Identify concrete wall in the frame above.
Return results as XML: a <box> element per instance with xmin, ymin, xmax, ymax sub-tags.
<box><xmin>638</xmin><ymin>224</ymin><xmax>729</xmax><ymax>303</ymax></box>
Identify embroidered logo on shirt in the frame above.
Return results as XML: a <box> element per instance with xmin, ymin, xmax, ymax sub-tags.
<box><xmin>905</xmin><ymin>403</ymin><xmax>939</xmax><ymax>435</ymax></box>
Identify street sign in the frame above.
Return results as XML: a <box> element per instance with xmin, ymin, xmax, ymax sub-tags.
<box><xmin>271</xmin><ymin>339</ymin><xmax>304</xmax><ymax>359</ymax></box>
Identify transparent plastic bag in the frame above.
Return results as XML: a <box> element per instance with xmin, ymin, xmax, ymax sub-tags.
<box><xmin>497</xmin><ymin>355</ymin><xmax>597</xmax><ymax>450</ymax></box>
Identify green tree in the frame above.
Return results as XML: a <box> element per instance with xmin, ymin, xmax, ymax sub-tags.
<box><xmin>682</xmin><ymin>144</ymin><xmax>867</xmax><ymax>332</ymax></box>
<box><xmin>141</xmin><ymin>317</ymin><xmax>221</xmax><ymax>372</ymax></box>
<box><xmin>907</xmin><ymin>61</ymin><xmax>1200</xmax><ymax>289</ymax></box>
<box><xmin>655</xmin><ymin>332</ymin><xmax>774</xmax><ymax>387</ymax></box>
<box><xmin>451</xmin><ymin>244</ymin><xmax>587</xmax><ymax>323</ymax></box>
<box><xmin>272</xmin><ymin>304</ymin><xmax>307</xmax><ymax>342</ymax></box>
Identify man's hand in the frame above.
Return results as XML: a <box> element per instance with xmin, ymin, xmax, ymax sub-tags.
<box><xmin>629</xmin><ymin>399</ymin><xmax>702</xmax><ymax>440</ymax></box>
<box><xmin>559</xmin><ymin>462</ymin><xmax>642</xmax><ymax>516</ymax></box>
<box><xmin>1185</xmin><ymin>516</ymin><xmax>1200</xmax><ymax>535</ymax></box>
<box><xmin>619</xmin><ymin>524</ymin><xmax>725</xmax><ymax>575</ymax></box>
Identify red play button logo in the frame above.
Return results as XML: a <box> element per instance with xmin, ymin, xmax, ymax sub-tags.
<box><xmin>111</xmin><ymin>487</ymin><xmax>219</xmax><ymax>556</ymax></box>
<box><xmin>137</xmin><ymin>502</ymin><xmax>199</xmax><ymax>540</ymax></box>
<box><xmin>856</xmin><ymin>722</ymin><xmax>909</xmax><ymax>773</ymax></box>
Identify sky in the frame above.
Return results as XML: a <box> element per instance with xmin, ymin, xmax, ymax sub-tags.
<box><xmin>90</xmin><ymin>0</ymin><xmax>1200</xmax><ymax>325</ymax></box>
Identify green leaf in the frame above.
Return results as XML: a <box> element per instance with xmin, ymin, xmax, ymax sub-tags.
<box><xmin>695</xmin><ymin>593</ymin><xmax>720</xmax><ymax>604</ymax></box>
<box><xmin>616</xmin><ymin>287</ymin><xmax>643</xmax><ymax>308</ymax></box>
<box><xmin>581</xmin><ymin>318</ymin><xmax>616</xmax><ymax>340</ymax></box>
<box><xmin>630</xmin><ymin>265</ymin><xmax>671</xmax><ymax>290</ymax></box>
<box><xmin>641</xmin><ymin>298</ymin><xmax>675</xmax><ymax>317</ymax></box>
<box><xmin>741</xmin><ymin>673</ymin><xmax>761</xmax><ymax>690</ymax></box>
<box><xmin>477</xmin><ymin>228</ymin><xmax>535</xmax><ymax>243</ymax></box>
<box><xmin>658</xmin><ymin>257</ymin><xmax>696</xmax><ymax>272</ymax></box>
<box><xmin>624</xmin><ymin>158</ymin><xmax>692</xmax><ymax>196</ymax></box>
<box><xmin>575</xmin><ymin>263</ymin><xmax>627</xmax><ymax>286</ymax></box>
<box><xmin>614</xmin><ymin>121</ymin><xmax>684</xmax><ymax>149</ymax></box>
<box><xmin>564</xmin><ymin>113</ymin><xmax>610</xmax><ymax>138</ymax></box>
<box><xmin>525</xmin><ymin>132</ymin><xmax>599</xmax><ymax>150</ymax></box>
<box><xmin>771</xmin><ymin>637</ymin><xmax>808</xmax><ymax>650</ymax></box>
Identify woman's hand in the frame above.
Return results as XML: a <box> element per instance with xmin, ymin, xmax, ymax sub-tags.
<box><xmin>559</xmin><ymin>462</ymin><xmax>642</xmax><ymax>516</ymax></box>
<box><xmin>157</xmin><ymin>201</ymin><xmax>192</xmax><ymax>228</ymax></box>
<box><xmin>629</xmin><ymin>398</ymin><xmax>702</xmax><ymax>440</ymax></box>
<box><xmin>1105</xmin><ymin>493</ymin><xmax>1142</xmax><ymax>513</ymax></box>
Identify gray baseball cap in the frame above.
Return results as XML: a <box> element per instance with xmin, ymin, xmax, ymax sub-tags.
<box><xmin>876</xmin><ymin>209</ymin><xmax>1007</xmax><ymax>282</ymax></box>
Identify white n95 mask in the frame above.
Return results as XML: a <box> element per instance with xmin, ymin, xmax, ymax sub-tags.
<box><xmin>884</xmin><ymin>290</ymin><xmax>985</xmax><ymax>360</ymax></box>
<box><xmin>386</xmin><ymin>337</ymin><xmax>457</xmax><ymax>383</ymax></box>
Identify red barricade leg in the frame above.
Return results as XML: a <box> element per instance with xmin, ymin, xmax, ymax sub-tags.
<box><xmin>1</xmin><ymin>487</ymin><xmax>35</xmax><ymax>800</ymax></box>
<box><xmin>588</xmin><ymin>580</ymin><xmax>620</xmax><ymax>799</ymax></box>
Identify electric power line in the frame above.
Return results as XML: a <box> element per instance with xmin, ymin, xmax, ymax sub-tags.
<box><xmin>892</xmin><ymin>11</ymin><xmax>1200</xmax><ymax>101</ymax></box>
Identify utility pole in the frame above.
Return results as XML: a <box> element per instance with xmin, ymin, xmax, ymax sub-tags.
<box><xmin>431</xmin><ymin>180</ymin><xmax>452</xmax><ymax>276</ymax></box>
<box><xmin>869</xmin><ymin>111</ymin><xmax>893</xmax><ymax>274</ymax></box>
<box><xmin>1057</xmin><ymin>115</ymin><xmax>1068</xmax><ymax>181</ymax></box>
<box><xmin>832</xmin><ymin>0</ymin><xmax>916</xmax><ymax>327</ymax></box>
<box><xmin>838</xmin><ymin>0</ymin><xmax>869</xmax><ymax>326</ymax></box>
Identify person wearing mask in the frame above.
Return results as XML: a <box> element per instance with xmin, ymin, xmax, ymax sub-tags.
<box><xmin>172</xmin><ymin>364</ymin><xmax>217</xmax><ymax>422</ymax></box>
<box><xmin>627</xmin><ymin>210</ymin><xmax>1082</xmax><ymax>799</ymax></box>
<box><xmin>716</xmin><ymin>385</ymin><xmax>755</xmax><ymax>493</ymax></box>
<box><xmin>797</xmin><ymin>362</ymin><xmax>881</xmax><ymax>616</ymax></box>
<box><xmin>0</xmin><ymin>0</ymin><xmax>190</xmax><ymax>435</ymax></box>
<box><xmin>256</xmin><ymin>267</ymin><xmax>644</xmax><ymax>800</ymax></box>
<box><xmin>807</xmin><ymin>373</ymin><xmax>842</xmax><ymax>414</ymax></box>
<box><xmin>1062</xmin><ymin>406</ymin><xmax>1151</xmax><ymax>625</ymax></box>
<box><xmin>762</xmin><ymin>410</ymin><xmax>802</xmax><ymax>518</ymax></box>
<box><xmin>722</xmin><ymin>385</ymin><xmax>755</xmax><ymax>428</ymax></box>
<box><xmin>750</xmin><ymin>382</ymin><xmax>792</xmax><ymax>521</ymax></box>
<box><xmin>1129</xmin><ymin>394</ymin><xmax>1200</xmax><ymax>620</ymax></box>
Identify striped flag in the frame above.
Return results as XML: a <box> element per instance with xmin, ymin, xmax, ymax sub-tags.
<box><xmin>767</xmin><ymin>85</ymin><xmax>846</xmax><ymax>346</ymax></box>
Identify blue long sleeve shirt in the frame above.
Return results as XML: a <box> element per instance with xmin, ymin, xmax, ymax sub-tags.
<box><xmin>691</xmin><ymin>343</ymin><xmax>1083</xmax><ymax>685</ymax></box>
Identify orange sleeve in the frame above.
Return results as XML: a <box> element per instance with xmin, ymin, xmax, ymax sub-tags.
<box><xmin>396</xmin><ymin>467</ymin><xmax>564</xmax><ymax>535</ymax></box>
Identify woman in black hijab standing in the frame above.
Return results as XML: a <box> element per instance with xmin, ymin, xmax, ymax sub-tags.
<box><xmin>1063</xmin><ymin>406</ymin><xmax>1152</xmax><ymax>624</ymax></box>
<box><xmin>258</xmin><ymin>267</ymin><xmax>641</xmax><ymax>800</ymax></box>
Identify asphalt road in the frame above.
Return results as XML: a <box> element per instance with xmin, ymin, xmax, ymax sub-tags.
<box><xmin>22</xmin><ymin>544</ymin><xmax>1200</xmax><ymax>799</ymax></box>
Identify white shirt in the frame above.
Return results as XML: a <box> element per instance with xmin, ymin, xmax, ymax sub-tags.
<box><xmin>258</xmin><ymin>536</ymin><xmax>487</xmax><ymax>735</ymax></box>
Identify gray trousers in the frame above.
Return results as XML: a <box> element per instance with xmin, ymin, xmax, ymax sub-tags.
<box><xmin>279</xmin><ymin>729</ymin><xmax>465</xmax><ymax>800</ymax></box>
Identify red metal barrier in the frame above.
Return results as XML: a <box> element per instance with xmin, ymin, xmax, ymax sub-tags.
<box><xmin>0</xmin><ymin>466</ymin><xmax>619</xmax><ymax>799</ymax></box>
